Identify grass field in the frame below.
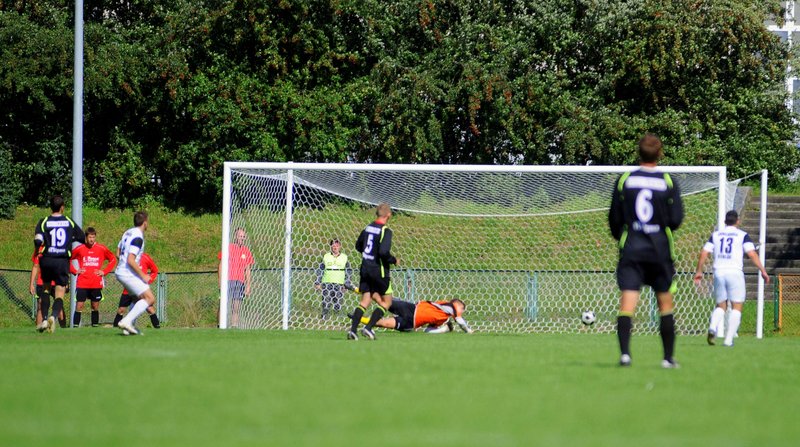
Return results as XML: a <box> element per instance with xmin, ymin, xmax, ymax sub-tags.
<box><xmin>1</xmin><ymin>328</ymin><xmax>797</xmax><ymax>447</ymax></box>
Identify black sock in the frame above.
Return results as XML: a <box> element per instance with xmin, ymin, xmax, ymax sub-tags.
<box><xmin>617</xmin><ymin>315</ymin><xmax>633</xmax><ymax>356</ymax></box>
<box><xmin>365</xmin><ymin>306</ymin><xmax>387</xmax><ymax>330</ymax></box>
<box><xmin>660</xmin><ymin>313</ymin><xmax>676</xmax><ymax>361</ymax></box>
<box><xmin>59</xmin><ymin>317</ymin><xmax>66</xmax><ymax>328</ymax></box>
<box><xmin>150</xmin><ymin>313</ymin><xmax>160</xmax><ymax>328</ymax></box>
<box><xmin>349</xmin><ymin>306</ymin><xmax>365</xmax><ymax>333</ymax></box>
<box><xmin>91</xmin><ymin>310</ymin><xmax>99</xmax><ymax>326</ymax></box>
<box><xmin>113</xmin><ymin>313</ymin><xmax>123</xmax><ymax>327</ymax></box>
<box><xmin>52</xmin><ymin>298</ymin><xmax>64</xmax><ymax>321</ymax></box>
<box><xmin>40</xmin><ymin>294</ymin><xmax>51</xmax><ymax>320</ymax></box>
<box><xmin>73</xmin><ymin>312</ymin><xmax>82</xmax><ymax>327</ymax></box>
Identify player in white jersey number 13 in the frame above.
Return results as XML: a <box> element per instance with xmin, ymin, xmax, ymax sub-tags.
<box><xmin>693</xmin><ymin>210</ymin><xmax>769</xmax><ymax>347</ymax></box>
<box><xmin>114</xmin><ymin>211</ymin><xmax>155</xmax><ymax>335</ymax></box>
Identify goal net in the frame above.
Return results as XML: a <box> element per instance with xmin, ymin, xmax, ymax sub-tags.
<box><xmin>221</xmin><ymin>163</ymin><xmax>749</xmax><ymax>334</ymax></box>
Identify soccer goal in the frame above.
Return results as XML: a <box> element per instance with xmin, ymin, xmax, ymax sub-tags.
<box><xmin>220</xmin><ymin>163</ymin><xmax>761</xmax><ymax>335</ymax></box>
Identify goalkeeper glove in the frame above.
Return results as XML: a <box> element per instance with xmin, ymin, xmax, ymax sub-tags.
<box><xmin>454</xmin><ymin>316</ymin><xmax>473</xmax><ymax>334</ymax></box>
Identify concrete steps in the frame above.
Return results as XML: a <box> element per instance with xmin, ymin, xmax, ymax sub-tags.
<box><xmin>739</xmin><ymin>194</ymin><xmax>800</xmax><ymax>299</ymax></box>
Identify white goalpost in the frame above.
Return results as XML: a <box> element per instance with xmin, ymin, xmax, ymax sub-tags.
<box><xmin>220</xmin><ymin>162</ymin><xmax>766</xmax><ymax>336</ymax></box>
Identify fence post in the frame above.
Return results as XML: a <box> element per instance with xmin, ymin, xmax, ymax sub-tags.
<box><xmin>157</xmin><ymin>272</ymin><xmax>168</xmax><ymax>323</ymax></box>
<box><xmin>526</xmin><ymin>271</ymin><xmax>538</xmax><ymax>320</ymax></box>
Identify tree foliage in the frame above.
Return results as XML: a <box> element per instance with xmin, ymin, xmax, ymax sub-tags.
<box><xmin>0</xmin><ymin>0</ymin><xmax>797</xmax><ymax>212</ymax></box>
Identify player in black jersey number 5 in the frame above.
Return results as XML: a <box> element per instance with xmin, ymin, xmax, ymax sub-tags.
<box><xmin>347</xmin><ymin>203</ymin><xmax>399</xmax><ymax>340</ymax></box>
<box><xmin>609</xmin><ymin>134</ymin><xmax>684</xmax><ymax>368</ymax></box>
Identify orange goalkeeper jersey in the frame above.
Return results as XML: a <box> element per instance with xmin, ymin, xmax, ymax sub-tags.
<box><xmin>413</xmin><ymin>301</ymin><xmax>454</xmax><ymax>328</ymax></box>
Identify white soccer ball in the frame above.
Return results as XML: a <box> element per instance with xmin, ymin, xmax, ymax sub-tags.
<box><xmin>581</xmin><ymin>310</ymin><xmax>596</xmax><ymax>326</ymax></box>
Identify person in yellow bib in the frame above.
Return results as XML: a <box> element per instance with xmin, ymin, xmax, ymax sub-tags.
<box><xmin>314</xmin><ymin>238</ymin><xmax>354</xmax><ymax>319</ymax></box>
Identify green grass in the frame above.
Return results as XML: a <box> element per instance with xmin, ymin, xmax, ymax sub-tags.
<box><xmin>1</xmin><ymin>329</ymin><xmax>797</xmax><ymax>447</ymax></box>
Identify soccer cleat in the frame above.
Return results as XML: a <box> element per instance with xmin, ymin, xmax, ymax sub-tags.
<box><xmin>360</xmin><ymin>327</ymin><xmax>376</xmax><ymax>340</ymax></box>
<box><xmin>661</xmin><ymin>358</ymin><xmax>680</xmax><ymax>369</ymax></box>
<box><xmin>37</xmin><ymin>320</ymin><xmax>48</xmax><ymax>333</ymax></box>
<box><xmin>723</xmin><ymin>341</ymin><xmax>734</xmax><ymax>347</ymax></box>
<box><xmin>118</xmin><ymin>320</ymin><xmax>140</xmax><ymax>336</ymax></box>
<box><xmin>707</xmin><ymin>331</ymin><xmax>716</xmax><ymax>346</ymax></box>
<box><xmin>46</xmin><ymin>316</ymin><xmax>56</xmax><ymax>334</ymax></box>
<box><xmin>346</xmin><ymin>330</ymin><xmax>358</xmax><ymax>340</ymax></box>
<box><xmin>619</xmin><ymin>354</ymin><xmax>631</xmax><ymax>367</ymax></box>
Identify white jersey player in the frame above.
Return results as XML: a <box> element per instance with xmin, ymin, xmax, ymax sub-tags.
<box><xmin>693</xmin><ymin>210</ymin><xmax>769</xmax><ymax>347</ymax></box>
<box><xmin>114</xmin><ymin>211</ymin><xmax>155</xmax><ymax>335</ymax></box>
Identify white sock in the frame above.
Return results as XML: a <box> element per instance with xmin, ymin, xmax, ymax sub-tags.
<box><xmin>725</xmin><ymin>310</ymin><xmax>742</xmax><ymax>346</ymax></box>
<box><xmin>709</xmin><ymin>307</ymin><xmax>725</xmax><ymax>334</ymax></box>
<box><xmin>121</xmin><ymin>300</ymin><xmax>150</xmax><ymax>326</ymax></box>
<box><xmin>716</xmin><ymin>308</ymin><xmax>728</xmax><ymax>338</ymax></box>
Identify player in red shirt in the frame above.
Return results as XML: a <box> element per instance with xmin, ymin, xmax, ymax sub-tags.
<box><xmin>113</xmin><ymin>252</ymin><xmax>160</xmax><ymax>328</ymax></box>
<box><xmin>218</xmin><ymin>227</ymin><xmax>254</xmax><ymax>328</ymax></box>
<box><xmin>356</xmin><ymin>298</ymin><xmax>474</xmax><ymax>334</ymax></box>
<box><xmin>69</xmin><ymin>227</ymin><xmax>117</xmax><ymax>327</ymax></box>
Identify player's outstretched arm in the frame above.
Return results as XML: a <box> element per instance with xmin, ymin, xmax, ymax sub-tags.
<box><xmin>747</xmin><ymin>250</ymin><xmax>770</xmax><ymax>284</ymax></box>
<box><xmin>454</xmin><ymin>316</ymin><xmax>474</xmax><ymax>334</ymax></box>
<box><xmin>693</xmin><ymin>250</ymin><xmax>710</xmax><ymax>286</ymax></box>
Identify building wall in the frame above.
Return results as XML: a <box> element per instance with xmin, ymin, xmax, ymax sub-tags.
<box><xmin>767</xmin><ymin>1</ymin><xmax>799</xmax><ymax>113</ymax></box>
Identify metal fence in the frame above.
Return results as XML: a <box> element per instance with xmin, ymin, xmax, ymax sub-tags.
<box><xmin>0</xmin><ymin>267</ymin><xmax>789</xmax><ymax>333</ymax></box>
<box><xmin>0</xmin><ymin>269</ymin><xmax>219</xmax><ymax>328</ymax></box>
<box><xmin>776</xmin><ymin>274</ymin><xmax>800</xmax><ymax>336</ymax></box>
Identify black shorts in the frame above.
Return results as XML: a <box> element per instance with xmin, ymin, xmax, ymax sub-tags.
<box><xmin>39</xmin><ymin>257</ymin><xmax>70</xmax><ymax>287</ymax></box>
<box><xmin>358</xmin><ymin>267</ymin><xmax>391</xmax><ymax>296</ymax></box>
<box><xmin>388</xmin><ymin>300</ymin><xmax>416</xmax><ymax>332</ymax></box>
<box><xmin>227</xmin><ymin>280</ymin><xmax>246</xmax><ymax>300</ymax></box>
<box><xmin>118</xmin><ymin>293</ymin><xmax>137</xmax><ymax>308</ymax></box>
<box><xmin>616</xmin><ymin>257</ymin><xmax>675</xmax><ymax>293</ymax></box>
<box><xmin>76</xmin><ymin>288</ymin><xmax>103</xmax><ymax>303</ymax></box>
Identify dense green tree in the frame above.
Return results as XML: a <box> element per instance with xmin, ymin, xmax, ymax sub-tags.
<box><xmin>0</xmin><ymin>0</ymin><xmax>797</xmax><ymax>213</ymax></box>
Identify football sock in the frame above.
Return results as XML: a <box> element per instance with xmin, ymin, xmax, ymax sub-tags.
<box><xmin>91</xmin><ymin>310</ymin><xmax>99</xmax><ymax>326</ymax></box>
<box><xmin>725</xmin><ymin>310</ymin><xmax>741</xmax><ymax>346</ymax></box>
<box><xmin>349</xmin><ymin>305</ymin><xmax>366</xmax><ymax>333</ymax></box>
<box><xmin>58</xmin><ymin>317</ymin><xmax>66</xmax><ymax>328</ymax></box>
<box><xmin>659</xmin><ymin>313</ymin><xmax>676</xmax><ymax>360</ymax></box>
<box><xmin>365</xmin><ymin>306</ymin><xmax>387</xmax><ymax>330</ymax></box>
<box><xmin>73</xmin><ymin>312</ymin><xmax>82</xmax><ymax>327</ymax></box>
<box><xmin>617</xmin><ymin>315</ymin><xmax>632</xmax><ymax>356</ymax></box>
<box><xmin>122</xmin><ymin>299</ymin><xmax>150</xmax><ymax>325</ymax></box>
<box><xmin>51</xmin><ymin>298</ymin><xmax>64</xmax><ymax>320</ymax></box>
<box><xmin>40</xmin><ymin>294</ymin><xmax>51</xmax><ymax>319</ymax></box>
<box><xmin>150</xmin><ymin>313</ymin><xmax>161</xmax><ymax>328</ymax></box>
<box><xmin>708</xmin><ymin>307</ymin><xmax>725</xmax><ymax>334</ymax></box>
<box><xmin>113</xmin><ymin>313</ymin><xmax>123</xmax><ymax>327</ymax></box>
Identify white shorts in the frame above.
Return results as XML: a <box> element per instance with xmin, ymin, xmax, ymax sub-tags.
<box><xmin>713</xmin><ymin>270</ymin><xmax>746</xmax><ymax>304</ymax></box>
<box><xmin>115</xmin><ymin>270</ymin><xmax>151</xmax><ymax>298</ymax></box>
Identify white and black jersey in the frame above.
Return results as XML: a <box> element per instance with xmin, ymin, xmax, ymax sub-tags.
<box><xmin>702</xmin><ymin>226</ymin><xmax>756</xmax><ymax>272</ymax></box>
<box><xmin>115</xmin><ymin>227</ymin><xmax>145</xmax><ymax>276</ymax></box>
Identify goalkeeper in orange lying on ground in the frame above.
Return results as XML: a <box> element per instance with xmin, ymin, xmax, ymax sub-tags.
<box><xmin>352</xmin><ymin>298</ymin><xmax>474</xmax><ymax>334</ymax></box>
